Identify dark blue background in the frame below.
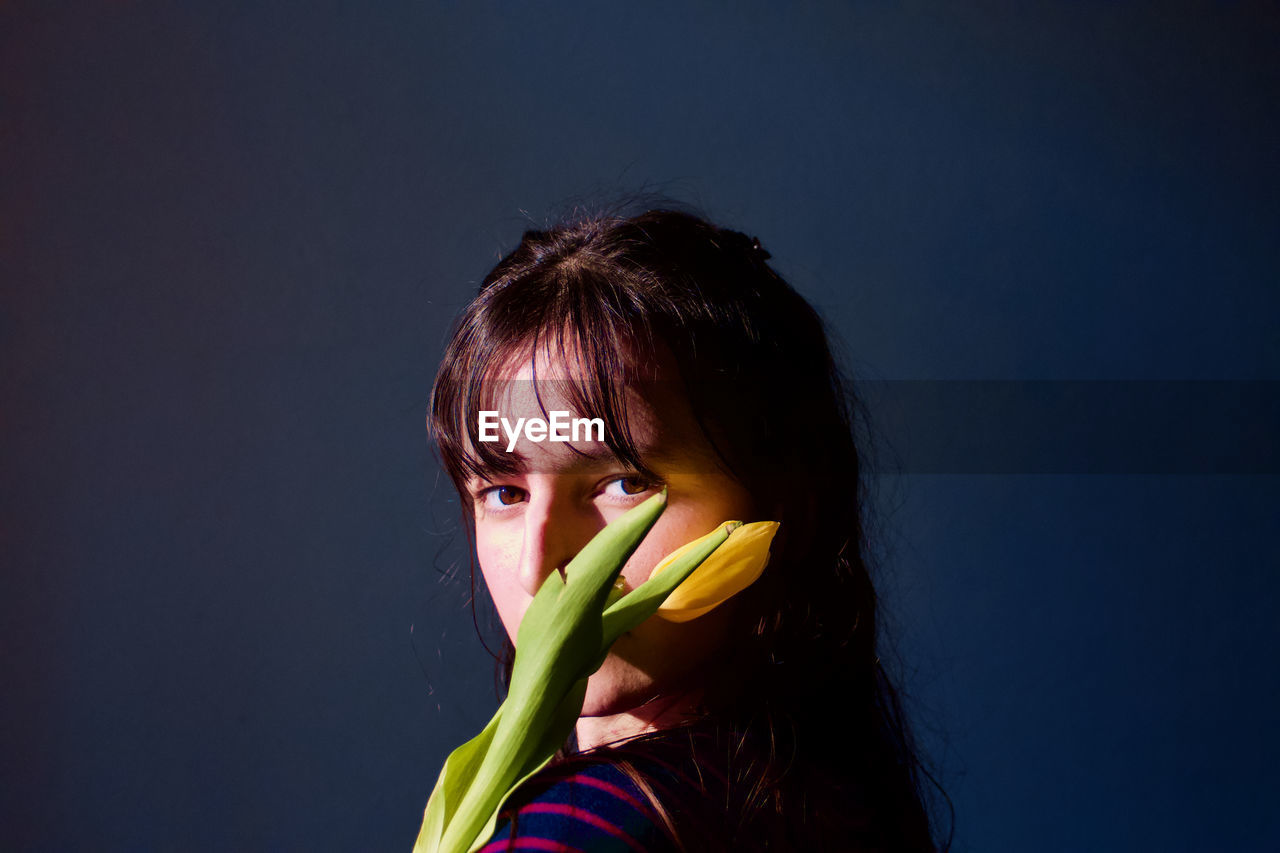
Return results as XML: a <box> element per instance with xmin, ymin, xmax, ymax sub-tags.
<box><xmin>4</xmin><ymin>2</ymin><xmax>1277</xmax><ymax>850</ymax></box>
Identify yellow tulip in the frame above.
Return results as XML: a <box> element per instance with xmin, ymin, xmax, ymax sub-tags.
<box><xmin>648</xmin><ymin>521</ymin><xmax>780</xmax><ymax>622</ymax></box>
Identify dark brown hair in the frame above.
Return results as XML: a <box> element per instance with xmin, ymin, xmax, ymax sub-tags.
<box><xmin>430</xmin><ymin>207</ymin><xmax>944</xmax><ymax>851</ymax></box>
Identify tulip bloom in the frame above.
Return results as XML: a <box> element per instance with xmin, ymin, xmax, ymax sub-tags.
<box><xmin>650</xmin><ymin>520</ymin><xmax>780</xmax><ymax>622</ymax></box>
<box><xmin>413</xmin><ymin>491</ymin><xmax>779</xmax><ymax>853</ymax></box>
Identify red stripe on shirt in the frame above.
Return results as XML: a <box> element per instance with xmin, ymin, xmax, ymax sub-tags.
<box><xmin>567</xmin><ymin>773</ymin><xmax>655</xmax><ymax>819</ymax></box>
<box><xmin>519</xmin><ymin>803</ymin><xmax>650</xmax><ymax>853</ymax></box>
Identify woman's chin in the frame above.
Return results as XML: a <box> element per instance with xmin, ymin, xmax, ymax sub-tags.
<box><xmin>577</xmin><ymin>612</ymin><xmax>735</xmax><ymax>721</ymax></box>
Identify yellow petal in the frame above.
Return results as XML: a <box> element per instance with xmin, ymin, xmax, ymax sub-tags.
<box><xmin>649</xmin><ymin>521</ymin><xmax>780</xmax><ymax>622</ymax></box>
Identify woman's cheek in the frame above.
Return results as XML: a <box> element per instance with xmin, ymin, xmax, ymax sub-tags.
<box><xmin>475</xmin><ymin>531</ymin><xmax>525</xmax><ymax>640</ymax></box>
<box><xmin>618</xmin><ymin>518</ymin><xmax>701</xmax><ymax>590</ymax></box>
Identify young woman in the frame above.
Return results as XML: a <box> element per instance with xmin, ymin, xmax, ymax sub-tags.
<box><xmin>429</xmin><ymin>208</ymin><xmax>943</xmax><ymax>851</ymax></box>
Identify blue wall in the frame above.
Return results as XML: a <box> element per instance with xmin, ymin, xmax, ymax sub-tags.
<box><xmin>4</xmin><ymin>2</ymin><xmax>1277</xmax><ymax>850</ymax></box>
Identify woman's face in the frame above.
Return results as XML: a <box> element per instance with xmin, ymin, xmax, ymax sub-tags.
<box><xmin>466</xmin><ymin>351</ymin><xmax>755</xmax><ymax>730</ymax></box>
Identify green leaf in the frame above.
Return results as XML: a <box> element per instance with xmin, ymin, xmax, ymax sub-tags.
<box><xmin>460</xmin><ymin>678</ymin><xmax>591</xmax><ymax>853</ymax></box>
<box><xmin>412</xmin><ymin>706</ymin><xmax>504</xmax><ymax>853</ymax></box>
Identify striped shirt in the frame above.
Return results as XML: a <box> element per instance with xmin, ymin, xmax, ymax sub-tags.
<box><xmin>481</xmin><ymin>761</ymin><xmax>677</xmax><ymax>853</ymax></box>
<box><xmin>475</xmin><ymin>724</ymin><xmax>911</xmax><ymax>852</ymax></box>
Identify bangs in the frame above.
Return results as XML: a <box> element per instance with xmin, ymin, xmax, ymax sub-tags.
<box><xmin>430</xmin><ymin>259</ymin><xmax>665</xmax><ymax>488</ymax></box>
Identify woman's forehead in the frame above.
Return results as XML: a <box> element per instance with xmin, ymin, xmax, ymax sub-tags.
<box><xmin>473</xmin><ymin>377</ymin><xmax>724</xmax><ymax>478</ymax></box>
<box><xmin>458</xmin><ymin>334</ymin><xmax>727</xmax><ymax>477</ymax></box>
<box><xmin>482</xmin><ymin>372</ymin><xmax>661</xmax><ymax>443</ymax></box>
<box><xmin>478</xmin><ymin>341</ymin><xmax>668</xmax><ymax>423</ymax></box>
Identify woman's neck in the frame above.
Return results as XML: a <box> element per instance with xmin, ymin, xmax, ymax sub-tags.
<box><xmin>574</xmin><ymin>690</ymin><xmax>706</xmax><ymax>751</ymax></box>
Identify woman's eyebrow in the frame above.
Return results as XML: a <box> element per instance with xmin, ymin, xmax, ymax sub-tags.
<box><xmin>464</xmin><ymin>457</ymin><xmax>527</xmax><ymax>487</ymax></box>
<box><xmin>488</xmin><ymin>442</ymin><xmax>663</xmax><ymax>474</ymax></box>
<box><xmin>470</xmin><ymin>432</ymin><xmax>714</xmax><ymax>479</ymax></box>
<box><xmin>565</xmin><ymin>438</ymin><xmax>682</xmax><ymax>467</ymax></box>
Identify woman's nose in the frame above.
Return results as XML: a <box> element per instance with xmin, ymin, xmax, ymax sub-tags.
<box><xmin>516</xmin><ymin>491</ymin><xmax>599</xmax><ymax>597</ymax></box>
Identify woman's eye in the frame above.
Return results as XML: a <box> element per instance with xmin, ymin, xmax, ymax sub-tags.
<box><xmin>601</xmin><ymin>476</ymin><xmax>653</xmax><ymax>499</ymax></box>
<box><xmin>480</xmin><ymin>485</ymin><xmax>527</xmax><ymax>510</ymax></box>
